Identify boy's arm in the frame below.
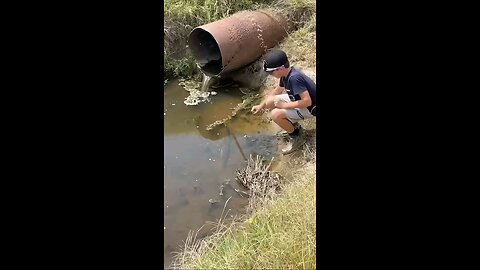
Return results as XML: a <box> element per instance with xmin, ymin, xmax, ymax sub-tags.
<box><xmin>268</xmin><ymin>85</ymin><xmax>285</xmax><ymax>96</ymax></box>
<box><xmin>274</xmin><ymin>90</ymin><xmax>311</xmax><ymax>109</ymax></box>
<box><xmin>251</xmin><ymin>81</ymin><xmax>284</xmax><ymax>114</ymax></box>
<box><xmin>256</xmin><ymin>85</ymin><xmax>285</xmax><ymax>110</ymax></box>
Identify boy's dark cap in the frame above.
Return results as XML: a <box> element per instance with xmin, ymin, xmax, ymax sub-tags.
<box><xmin>263</xmin><ymin>49</ymin><xmax>288</xmax><ymax>69</ymax></box>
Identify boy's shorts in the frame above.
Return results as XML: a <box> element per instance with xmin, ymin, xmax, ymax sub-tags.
<box><xmin>276</xmin><ymin>94</ymin><xmax>315</xmax><ymax>123</ymax></box>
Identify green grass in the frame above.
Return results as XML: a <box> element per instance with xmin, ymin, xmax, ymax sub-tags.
<box><xmin>164</xmin><ymin>0</ymin><xmax>263</xmax><ymax>25</ymax></box>
<box><xmin>164</xmin><ymin>54</ymin><xmax>199</xmax><ymax>80</ymax></box>
<box><xmin>172</xmin><ymin>163</ymin><xmax>316</xmax><ymax>269</ymax></box>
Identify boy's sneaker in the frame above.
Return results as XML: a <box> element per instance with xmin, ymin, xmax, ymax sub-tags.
<box><xmin>281</xmin><ymin>126</ymin><xmax>306</xmax><ymax>154</ymax></box>
<box><xmin>276</xmin><ymin>122</ymin><xmax>301</xmax><ymax>137</ymax></box>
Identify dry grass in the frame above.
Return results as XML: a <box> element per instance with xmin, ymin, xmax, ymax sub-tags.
<box><xmin>235</xmin><ymin>155</ymin><xmax>285</xmax><ymax>213</ymax></box>
<box><xmin>280</xmin><ymin>13</ymin><xmax>316</xmax><ymax>69</ymax></box>
<box><xmin>274</xmin><ymin>0</ymin><xmax>316</xmax><ymax>31</ymax></box>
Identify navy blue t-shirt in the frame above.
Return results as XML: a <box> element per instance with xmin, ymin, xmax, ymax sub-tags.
<box><xmin>279</xmin><ymin>67</ymin><xmax>316</xmax><ymax>112</ymax></box>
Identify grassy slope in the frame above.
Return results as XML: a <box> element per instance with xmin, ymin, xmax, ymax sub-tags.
<box><xmin>280</xmin><ymin>13</ymin><xmax>316</xmax><ymax>69</ymax></box>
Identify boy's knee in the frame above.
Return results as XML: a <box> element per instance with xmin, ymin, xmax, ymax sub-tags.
<box><xmin>270</xmin><ymin>108</ymin><xmax>285</xmax><ymax>121</ymax></box>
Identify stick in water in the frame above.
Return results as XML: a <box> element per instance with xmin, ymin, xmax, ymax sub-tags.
<box><xmin>224</xmin><ymin>123</ymin><xmax>247</xmax><ymax>161</ymax></box>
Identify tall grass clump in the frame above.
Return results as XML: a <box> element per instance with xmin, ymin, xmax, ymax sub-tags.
<box><xmin>164</xmin><ymin>53</ymin><xmax>200</xmax><ymax>80</ymax></box>
<box><xmin>171</xmin><ymin>163</ymin><xmax>316</xmax><ymax>269</ymax></box>
<box><xmin>273</xmin><ymin>0</ymin><xmax>316</xmax><ymax>31</ymax></box>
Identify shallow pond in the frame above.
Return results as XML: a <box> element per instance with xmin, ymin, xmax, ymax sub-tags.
<box><xmin>163</xmin><ymin>80</ymin><xmax>279</xmax><ymax>267</ymax></box>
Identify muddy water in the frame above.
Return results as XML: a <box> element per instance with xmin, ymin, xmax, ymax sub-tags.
<box><xmin>164</xmin><ymin>80</ymin><xmax>278</xmax><ymax>268</ymax></box>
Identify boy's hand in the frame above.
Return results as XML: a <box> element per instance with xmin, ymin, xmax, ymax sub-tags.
<box><xmin>274</xmin><ymin>99</ymin><xmax>287</xmax><ymax>109</ymax></box>
<box><xmin>251</xmin><ymin>105</ymin><xmax>263</xmax><ymax>114</ymax></box>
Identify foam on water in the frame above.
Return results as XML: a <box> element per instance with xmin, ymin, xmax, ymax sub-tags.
<box><xmin>181</xmin><ymin>74</ymin><xmax>216</xmax><ymax>106</ymax></box>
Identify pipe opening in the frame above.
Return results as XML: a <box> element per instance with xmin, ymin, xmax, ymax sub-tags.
<box><xmin>188</xmin><ymin>28</ymin><xmax>223</xmax><ymax>76</ymax></box>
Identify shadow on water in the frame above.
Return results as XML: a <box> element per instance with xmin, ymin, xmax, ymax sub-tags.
<box><xmin>163</xmin><ymin>80</ymin><xmax>278</xmax><ymax>268</ymax></box>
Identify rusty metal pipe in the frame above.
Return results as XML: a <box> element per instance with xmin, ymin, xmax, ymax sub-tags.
<box><xmin>188</xmin><ymin>9</ymin><xmax>288</xmax><ymax>77</ymax></box>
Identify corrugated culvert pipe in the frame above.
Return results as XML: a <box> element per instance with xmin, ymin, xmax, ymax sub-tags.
<box><xmin>188</xmin><ymin>9</ymin><xmax>288</xmax><ymax>77</ymax></box>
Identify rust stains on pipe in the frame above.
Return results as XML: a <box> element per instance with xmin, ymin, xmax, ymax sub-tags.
<box><xmin>188</xmin><ymin>9</ymin><xmax>288</xmax><ymax>77</ymax></box>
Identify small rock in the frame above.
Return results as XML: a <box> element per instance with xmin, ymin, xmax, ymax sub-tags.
<box><xmin>219</xmin><ymin>184</ymin><xmax>224</xmax><ymax>196</ymax></box>
<box><xmin>208</xmin><ymin>198</ymin><xmax>219</xmax><ymax>204</ymax></box>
